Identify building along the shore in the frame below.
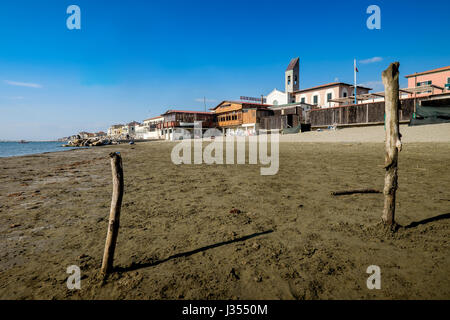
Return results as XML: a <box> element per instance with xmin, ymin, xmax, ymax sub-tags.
<box><xmin>260</xmin><ymin>102</ymin><xmax>313</xmax><ymax>132</ymax></box>
<box><xmin>292</xmin><ymin>82</ymin><xmax>372</xmax><ymax>108</ymax></box>
<box><xmin>134</xmin><ymin>123</ymin><xmax>148</xmax><ymax>139</ymax></box>
<box><xmin>211</xmin><ymin>101</ymin><xmax>272</xmax><ymax>136</ymax></box>
<box><xmin>405</xmin><ymin>66</ymin><xmax>450</xmax><ymax>97</ymax></box>
<box><xmin>121</xmin><ymin>121</ymin><xmax>140</xmax><ymax>139</ymax></box>
<box><xmin>103</xmin><ymin>63</ymin><xmax>450</xmax><ymax>139</ymax></box>
<box><xmin>265</xmin><ymin>57</ymin><xmax>299</xmax><ymax>106</ymax></box>
<box><xmin>107</xmin><ymin>124</ymin><xmax>124</xmax><ymax>138</ymax></box>
<box><xmin>263</xmin><ymin>57</ymin><xmax>372</xmax><ymax>109</ymax></box>
<box><xmin>78</xmin><ymin>131</ymin><xmax>97</xmax><ymax>139</ymax></box>
<box><xmin>95</xmin><ymin>131</ymin><xmax>107</xmax><ymax>138</ymax></box>
<box><xmin>141</xmin><ymin>116</ymin><xmax>164</xmax><ymax>139</ymax></box>
<box><xmin>307</xmin><ymin>65</ymin><xmax>450</xmax><ymax>129</ymax></box>
<box><xmin>158</xmin><ymin>110</ymin><xmax>215</xmax><ymax>140</ymax></box>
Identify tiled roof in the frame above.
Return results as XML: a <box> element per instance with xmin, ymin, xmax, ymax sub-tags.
<box><xmin>163</xmin><ymin>110</ymin><xmax>213</xmax><ymax>115</ymax></box>
<box><xmin>210</xmin><ymin>100</ymin><xmax>272</xmax><ymax>110</ymax></box>
<box><xmin>293</xmin><ymin>82</ymin><xmax>372</xmax><ymax>93</ymax></box>
<box><xmin>405</xmin><ymin>66</ymin><xmax>450</xmax><ymax>78</ymax></box>
<box><xmin>127</xmin><ymin>121</ymin><xmax>141</xmax><ymax>126</ymax></box>
<box><xmin>143</xmin><ymin>116</ymin><xmax>164</xmax><ymax>121</ymax></box>
<box><xmin>286</xmin><ymin>57</ymin><xmax>299</xmax><ymax>71</ymax></box>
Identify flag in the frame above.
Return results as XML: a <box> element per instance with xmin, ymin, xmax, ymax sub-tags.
<box><xmin>354</xmin><ymin>59</ymin><xmax>358</xmax><ymax>105</ymax></box>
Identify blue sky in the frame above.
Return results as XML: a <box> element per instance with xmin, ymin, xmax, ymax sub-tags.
<box><xmin>0</xmin><ymin>0</ymin><xmax>449</xmax><ymax>140</ymax></box>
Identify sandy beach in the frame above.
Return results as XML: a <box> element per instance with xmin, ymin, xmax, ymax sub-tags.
<box><xmin>280</xmin><ymin>123</ymin><xmax>450</xmax><ymax>143</ymax></box>
<box><xmin>0</xmin><ymin>123</ymin><xmax>449</xmax><ymax>299</ymax></box>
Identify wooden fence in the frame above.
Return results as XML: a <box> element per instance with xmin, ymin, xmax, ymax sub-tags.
<box><xmin>309</xmin><ymin>98</ymin><xmax>415</xmax><ymax>127</ymax></box>
<box><xmin>260</xmin><ymin>106</ymin><xmax>304</xmax><ymax>130</ymax></box>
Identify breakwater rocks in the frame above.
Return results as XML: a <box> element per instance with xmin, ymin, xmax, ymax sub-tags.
<box><xmin>62</xmin><ymin>138</ymin><xmax>113</xmax><ymax>147</ymax></box>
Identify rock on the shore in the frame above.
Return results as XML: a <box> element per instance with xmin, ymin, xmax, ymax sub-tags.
<box><xmin>63</xmin><ymin>138</ymin><xmax>111</xmax><ymax>147</ymax></box>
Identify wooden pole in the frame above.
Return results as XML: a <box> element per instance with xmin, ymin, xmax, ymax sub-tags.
<box><xmin>101</xmin><ymin>152</ymin><xmax>124</xmax><ymax>275</ymax></box>
<box><xmin>381</xmin><ymin>62</ymin><xmax>402</xmax><ymax>227</ymax></box>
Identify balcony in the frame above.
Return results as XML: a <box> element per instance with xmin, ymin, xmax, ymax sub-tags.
<box><xmin>217</xmin><ymin>119</ymin><xmax>243</xmax><ymax>127</ymax></box>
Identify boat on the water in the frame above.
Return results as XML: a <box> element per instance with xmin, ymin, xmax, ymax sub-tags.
<box><xmin>19</xmin><ymin>140</ymin><xmax>29</xmax><ymax>144</ymax></box>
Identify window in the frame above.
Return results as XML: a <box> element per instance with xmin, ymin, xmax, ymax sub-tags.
<box><xmin>273</xmin><ymin>100</ymin><xmax>278</xmax><ymax>105</ymax></box>
<box><xmin>417</xmin><ymin>80</ymin><xmax>432</xmax><ymax>94</ymax></box>
<box><xmin>301</xmin><ymin>97</ymin><xmax>305</xmax><ymax>103</ymax></box>
<box><xmin>327</xmin><ymin>93</ymin><xmax>332</xmax><ymax>101</ymax></box>
<box><xmin>313</xmin><ymin>95</ymin><xmax>318</xmax><ymax>105</ymax></box>
<box><xmin>287</xmin><ymin>76</ymin><xmax>291</xmax><ymax>85</ymax></box>
<box><xmin>294</xmin><ymin>75</ymin><xmax>298</xmax><ymax>85</ymax></box>
<box><xmin>343</xmin><ymin>92</ymin><xmax>347</xmax><ymax>98</ymax></box>
<box><xmin>417</xmin><ymin>80</ymin><xmax>432</xmax><ymax>87</ymax></box>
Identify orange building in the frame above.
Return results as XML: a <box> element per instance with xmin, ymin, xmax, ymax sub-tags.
<box><xmin>405</xmin><ymin>66</ymin><xmax>450</xmax><ymax>97</ymax></box>
<box><xmin>211</xmin><ymin>101</ymin><xmax>272</xmax><ymax>136</ymax></box>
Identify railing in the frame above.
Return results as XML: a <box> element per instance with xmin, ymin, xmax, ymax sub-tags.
<box><xmin>157</xmin><ymin>121</ymin><xmax>216</xmax><ymax>129</ymax></box>
<box><xmin>217</xmin><ymin>119</ymin><xmax>243</xmax><ymax>127</ymax></box>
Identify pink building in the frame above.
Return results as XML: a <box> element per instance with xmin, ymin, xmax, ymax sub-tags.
<box><xmin>405</xmin><ymin>66</ymin><xmax>450</xmax><ymax>96</ymax></box>
<box><xmin>293</xmin><ymin>82</ymin><xmax>371</xmax><ymax>108</ymax></box>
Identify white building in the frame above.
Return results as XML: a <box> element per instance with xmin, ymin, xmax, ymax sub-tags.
<box><xmin>107</xmin><ymin>124</ymin><xmax>123</xmax><ymax>138</ymax></box>
<box><xmin>134</xmin><ymin>124</ymin><xmax>149</xmax><ymax>139</ymax></box>
<box><xmin>122</xmin><ymin>121</ymin><xmax>140</xmax><ymax>139</ymax></box>
<box><xmin>265</xmin><ymin>57</ymin><xmax>373</xmax><ymax>109</ymax></box>
<box><xmin>142</xmin><ymin>116</ymin><xmax>164</xmax><ymax>139</ymax></box>
<box><xmin>265</xmin><ymin>88</ymin><xmax>288</xmax><ymax>106</ymax></box>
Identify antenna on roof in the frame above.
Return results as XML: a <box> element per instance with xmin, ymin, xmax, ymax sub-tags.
<box><xmin>204</xmin><ymin>96</ymin><xmax>206</xmax><ymax>112</ymax></box>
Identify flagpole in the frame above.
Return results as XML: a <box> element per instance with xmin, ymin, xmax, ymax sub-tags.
<box><xmin>354</xmin><ymin>59</ymin><xmax>357</xmax><ymax>105</ymax></box>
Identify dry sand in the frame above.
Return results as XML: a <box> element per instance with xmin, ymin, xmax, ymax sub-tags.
<box><xmin>0</xmin><ymin>124</ymin><xmax>449</xmax><ymax>299</ymax></box>
<box><xmin>280</xmin><ymin>123</ymin><xmax>450</xmax><ymax>143</ymax></box>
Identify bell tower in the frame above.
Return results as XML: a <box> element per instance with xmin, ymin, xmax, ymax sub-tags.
<box><xmin>285</xmin><ymin>57</ymin><xmax>299</xmax><ymax>93</ymax></box>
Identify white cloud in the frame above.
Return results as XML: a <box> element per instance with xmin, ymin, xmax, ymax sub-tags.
<box><xmin>4</xmin><ymin>80</ymin><xmax>42</xmax><ymax>88</ymax></box>
<box><xmin>362</xmin><ymin>80</ymin><xmax>383</xmax><ymax>86</ymax></box>
<box><xmin>359</xmin><ymin>57</ymin><xmax>383</xmax><ymax>64</ymax></box>
<box><xmin>195</xmin><ymin>98</ymin><xmax>217</xmax><ymax>103</ymax></box>
<box><xmin>361</xmin><ymin>81</ymin><xmax>384</xmax><ymax>91</ymax></box>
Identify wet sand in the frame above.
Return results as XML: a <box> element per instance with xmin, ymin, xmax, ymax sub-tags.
<box><xmin>0</xmin><ymin>124</ymin><xmax>449</xmax><ymax>299</ymax></box>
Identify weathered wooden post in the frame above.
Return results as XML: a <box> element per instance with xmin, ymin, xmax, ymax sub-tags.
<box><xmin>101</xmin><ymin>152</ymin><xmax>124</xmax><ymax>275</ymax></box>
<box><xmin>381</xmin><ymin>62</ymin><xmax>402</xmax><ymax>228</ymax></box>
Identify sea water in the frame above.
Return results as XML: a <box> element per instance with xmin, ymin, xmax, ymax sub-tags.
<box><xmin>0</xmin><ymin>141</ymin><xmax>81</xmax><ymax>158</ymax></box>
